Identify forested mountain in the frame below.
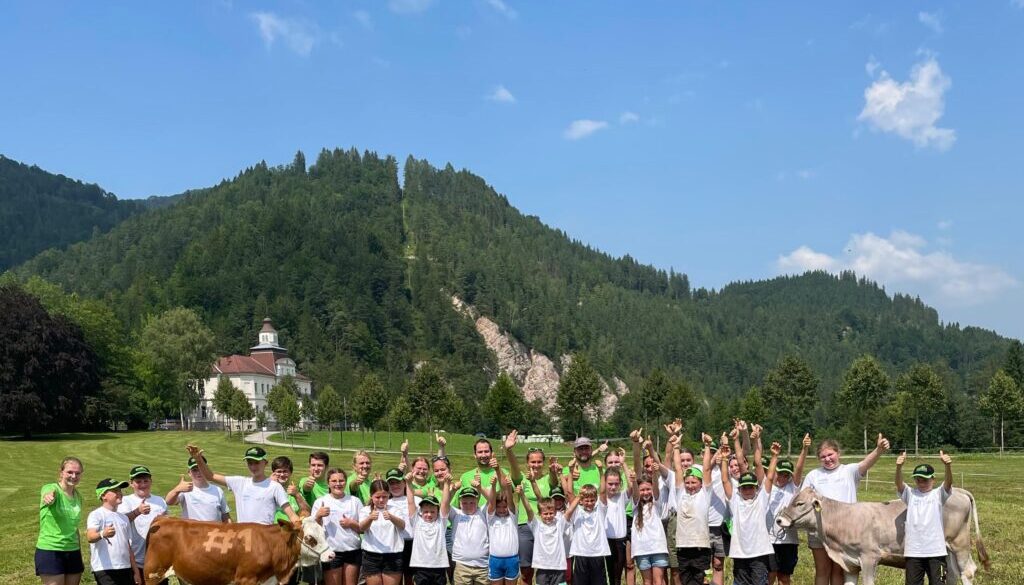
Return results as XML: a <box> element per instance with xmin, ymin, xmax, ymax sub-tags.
<box><xmin>9</xmin><ymin>149</ymin><xmax>1014</xmax><ymax>442</ymax></box>
<box><xmin>0</xmin><ymin>155</ymin><xmax>160</xmax><ymax>271</ymax></box>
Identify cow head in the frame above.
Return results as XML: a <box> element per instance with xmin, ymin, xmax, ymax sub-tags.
<box><xmin>289</xmin><ymin>517</ymin><xmax>334</xmax><ymax>566</ymax></box>
<box><xmin>776</xmin><ymin>487</ymin><xmax>820</xmax><ymax>530</ymax></box>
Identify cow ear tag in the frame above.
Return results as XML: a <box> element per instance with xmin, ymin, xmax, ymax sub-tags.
<box><xmin>813</xmin><ymin>501</ymin><xmax>821</xmax><ymax>512</ymax></box>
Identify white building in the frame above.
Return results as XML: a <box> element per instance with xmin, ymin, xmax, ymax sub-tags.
<box><xmin>193</xmin><ymin>318</ymin><xmax>313</xmax><ymax>429</ymax></box>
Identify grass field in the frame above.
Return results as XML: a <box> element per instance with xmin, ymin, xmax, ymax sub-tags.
<box><xmin>2</xmin><ymin>431</ymin><xmax>1021</xmax><ymax>584</ymax></box>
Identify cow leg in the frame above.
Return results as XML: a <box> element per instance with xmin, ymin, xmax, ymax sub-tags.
<box><xmin>841</xmin><ymin>570</ymin><xmax>859</xmax><ymax>585</ymax></box>
<box><xmin>951</xmin><ymin>548</ymin><xmax>974</xmax><ymax>585</ymax></box>
<box><xmin>858</xmin><ymin>560</ymin><xmax>879</xmax><ymax>585</ymax></box>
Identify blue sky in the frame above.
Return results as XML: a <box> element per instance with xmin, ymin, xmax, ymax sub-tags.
<box><xmin>2</xmin><ymin>1</ymin><xmax>1023</xmax><ymax>339</ymax></box>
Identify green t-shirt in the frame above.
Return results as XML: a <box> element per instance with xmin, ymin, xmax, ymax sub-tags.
<box><xmin>300</xmin><ymin>476</ymin><xmax>329</xmax><ymax>506</ymax></box>
<box><xmin>562</xmin><ymin>463</ymin><xmax>602</xmax><ymax>494</ymax></box>
<box><xmin>37</xmin><ymin>483</ymin><xmax>82</xmax><ymax>551</ymax></box>
<box><xmin>517</xmin><ymin>478</ymin><xmax>551</xmax><ymax>525</ymax></box>
<box><xmin>347</xmin><ymin>475</ymin><xmax>371</xmax><ymax>505</ymax></box>
<box><xmin>275</xmin><ymin>493</ymin><xmax>302</xmax><ymax>523</ymax></box>
<box><xmin>459</xmin><ymin>467</ymin><xmax>513</xmax><ymax>506</ymax></box>
<box><xmin>411</xmin><ymin>476</ymin><xmax>439</xmax><ymax>498</ymax></box>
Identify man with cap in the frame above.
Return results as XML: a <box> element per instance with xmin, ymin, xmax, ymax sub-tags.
<box><xmin>118</xmin><ymin>465</ymin><xmax>168</xmax><ymax>585</ymax></box>
<box><xmin>895</xmin><ymin>450</ymin><xmax>954</xmax><ymax>585</ymax></box>
<box><xmin>165</xmin><ymin>455</ymin><xmax>231</xmax><ymax>522</ymax></box>
<box><xmin>86</xmin><ymin>478</ymin><xmax>136</xmax><ymax>585</ymax></box>
<box><xmin>186</xmin><ymin>444</ymin><xmax>301</xmax><ymax>525</ymax></box>
<box><xmin>562</xmin><ymin>437</ymin><xmax>605</xmax><ymax>495</ymax></box>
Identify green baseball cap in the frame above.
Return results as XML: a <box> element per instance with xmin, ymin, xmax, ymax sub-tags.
<box><xmin>459</xmin><ymin>486</ymin><xmax>480</xmax><ymax>499</ymax></box>
<box><xmin>244</xmin><ymin>446</ymin><xmax>268</xmax><ymax>461</ymax></box>
<box><xmin>95</xmin><ymin>478</ymin><xmax>129</xmax><ymax>500</ymax></box>
<box><xmin>385</xmin><ymin>468</ymin><xmax>404</xmax><ymax>482</ymax></box>
<box><xmin>738</xmin><ymin>472</ymin><xmax>759</xmax><ymax>487</ymax></box>
<box><xmin>419</xmin><ymin>495</ymin><xmax>441</xmax><ymax>508</ymax></box>
<box><xmin>707</xmin><ymin>440</ymin><xmax>718</xmax><ymax>452</ymax></box>
<box><xmin>187</xmin><ymin>455</ymin><xmax>207</xmax><ymax>470</ymax></box>
<box><xmin>776</xmin><ymin>460</ymin><xmax>794</xmax><ymax>475</ymax></box>
<box><xmin>912</xmin><ymin>464</ymin><xmax>935</xmax><ymax>479</ymax></box>
<box><xmin>684</xmin><ymin>467</ymin><xmax>704</xmax><ymax>480</ymax></box>
<box><xmin>129</xmin><ymin>465</ymin><xmax>152</xmax><ymax>479</ymax></box>
<box><xmin>549</xmin><ymin>485</ymin><xmax>566</xmax><ymax>500</ymax></box>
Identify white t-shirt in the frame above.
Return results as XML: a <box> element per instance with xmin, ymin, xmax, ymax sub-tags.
<box><xmin>659</xmin><ymin>469</ymin><xmax>676</xmax><ymax>502</ymax></box>
<box><xmin>409</xmin><ymin>513</ymin><xmax>449</xmax><ymax>568</ymax></box>
<box><xmin>118</xmin><ymin>494</ymin><xmax>168</xmax><ymax>564</ymax></box>
<box><xmin>388</xmin><ymin>495</ymin><xmax>417</xmax><ymax>540</ymax></box>
<box><xmin>631</xmin><ymin>500</ymin><xmax>669</xmax><ymax>557</ymax></box>
<box><xmin>901</xmin><ymin>486</ymin><xmax>951</xmax><ymax>557</ymax></box>
<box><xmin>674</xmin><ymin>485</ymin><xmax>711</xmax><ymax>549</ymax></box>
<box><xmin>487</xmin><ymin>511</ymin><xmax>519</xmax><ymax>557</ymax></box>
<box><xmin>605</xmin><ymin>492</ymin><xmax>629</xmax><ymax>539</ymax></box>
<box><xmin>360</xmin><ymin>505</ymin><xmax>405</xmax><ymax>553</ymax></box>
<box><xmin>450</xmin><ymin>507</ymin><xmax>489</xmax><ymax>567</ymax></box>
<box><xmin>179</xmin><ymin>484</ymin><xmax>230</xmax><ymax>522</ymax></box>
<box><xmin>569</xmin><ymin>501</ymin><xmax>611</xmax><ymax>557</ymax></box>
<box><xmin>728</xmin><ymin>489</ymin><xmax>773</xmax><ymax>559</ymax></box>
<box><xmin>530</xmin><ymin>517</ymin><xmax>569</xmax><ymax>570</ymax></box>
<box><xmin>311</xmin><ymin>494</ymin><xmax>363</xmax><ymax>552</ymax></box>
<box><xmin>87</xmin><ymin>507</ymin><xmax>133</xmax><ymax>572</ymax></box>
<box><xmin>802</xmin><ymin>464</ymin><xmax>861</xmax><ymax>503</ymax></box>
<box><xmin>708</xmin><ymin>467</ymin><xmax>727</xmax><ymax>526</ymax></box>
<box><xmin>225</xmin><ymin>476</ymin><xmax>289</xmax><ymax>524</ymax></box>
<box><xmin>766</xmin><ymin>482</ymin><xmax>799</xmax><ymax>545</ymax></box>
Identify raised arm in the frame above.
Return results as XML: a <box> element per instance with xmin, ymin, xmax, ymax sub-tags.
<box><xmin>406</xmin><ymin>473</ymin><xmax>417</xmax><ymax>519</ymax></box>
<box><xmin>165</xmin><ymin>474</ymin><xmax>193</xmax><ymax>506</ymax></box>
<box><xmin>482</xmin><ymin>471</ymin><xmax>497</xmax><ymax>514</ymax></box>
<box><xmin>436</xmin><ymin>433</ymin><xmax>447</xmax><ymax>459</ymax></box>
<box><xmin>751</xmin><ymin>424</ymin><xmax>764</xmax><ymax>482</ymax></box>
<box><xmin>765</xmin><ymin>442</ymin><xmax>780</xmax><ymax>495</ymax></box>
<box><xmin>187</xmin><ymin>445</ymin><xmax>227</xmax><ymax>486</ymax></box>
<box><xmin>630</xmin><ymin>428</ymin><xmax>644</xmax><ymax>480</ymax></box>
<box><xmin>895</xmin><ymin>451</ymin><xmax>907</xmax><ymax>495</ymax></box>
<box><xmin>719</xmin><ymin>445</ymin><xmax>733</xmax><ymax>500</ymax></box>
<box><xmin>500</xmin><ymin>467</ymin><xmax>516</xmax><ymax>515</ymax></box>
<box><xmin>940</xmin><ymin>450</ymin><xmax>953</xmax><ymax>494</ymax></box>
<box><xmin>599</xmin><ymin>467</ymin><xmax>608</xmax><ymax>505</ymax></box>
<box><xmin>399</xmin><ymin>439</ymin><xmax>409</xmax><ymax>472</ymax></box>
<box><xmin>701</xmin><ymin>433</ymin><xmax>714</xmax><ymax>488</ymax></box>
<box><xmin>672</xmin><ymin>435</ymin><xmax>685</xmax><ymax>488</ymax></box>
<box><xmin>732</xmin><ymin>420</ymin><xmax>749</xmax><ymax>474</ymax></box>
<box><xmin>383</xmin><ymin>506</ymin><xmax>405</xmax><ymax>531</ymax></box>
<box><xmin>859</xmin><ymin>433</ymin><xmax>891</xmax><ymax>476</ymax></box>
<box><xmin>793</xmin><ymin>433</ymin><xmax>810</xmax><ymax>486</ymax></box>
<box><xmin>440</xmin><ymin>475</ymin><xmax>452</xmax><ymax>518</ymax></box>
<box><xmin>518</xmin><ymin>484</ymin><xmax>534</xmax><ymax>522</ymax></box>
<box><xmin>504</xmin><ymin>430</ymin><xmax>523</xmax><ymax>485</ymax></box>
<box><xmin>563</xmin><ymin>491</ymin><xmax>580</xmax><ymax>521</ymax></box>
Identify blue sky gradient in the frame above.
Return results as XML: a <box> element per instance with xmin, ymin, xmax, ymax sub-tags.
<box><xmin>2</xmin><ymin>1</ymin><xmax>1022</xmax><ymax>338</ymax></box>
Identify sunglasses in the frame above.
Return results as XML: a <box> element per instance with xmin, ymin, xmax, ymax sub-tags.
<box><xmin>431</xmin><ymin>456</ymin><xmax>450</xmax><ymax>464</ymax></box>
<box><xmin>527</xmin><ymin>447</ymin><xmax>545</xmax><ymax>454</ymax></box>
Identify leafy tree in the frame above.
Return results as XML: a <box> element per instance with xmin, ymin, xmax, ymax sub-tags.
<box><xmin>980</xmin><ymin>370</ymin><xmax>1023</xmax><ymax>454</ymax></box>
<box><xmin>407</xmin><ymin>363</ymin><xmax>449</xmax><ymax>433</ymax></box>
<box><xmin>894</xmin><ymin>363</ymin><xmax>947</xmax><ymax>455</ymax></box>
<box><xmin>638</xmin><ymin>369</ymin><xmax>672</xmax><ymax>429</ymax></box>
<box><xmin>836</xmin><ymin>355</ymin><xmax>890</xmax><ymax>452</ymax></box>
<box><xmin>557</xmin><ymin>353</ymin><xmax>603</xmax><ymax>439</ymax></box>
<box><xmin>136</xmin><ymin>307</ymin><xmax>216</xmax><ymax>429</ymax></box>
<box><xmin>229</xmin><ymin>387</ymin><xmax>255</xmax><ymax>437</ymax></box>
<box><xmin>316</xmin><ymin>385</ymin><xmax>344</xmax><ymax>448</ymax></box>
<box><xmin>0</xmin><ymin>283</ymin><xmax>101</xmax><ymax>436</ymax></box>
<box><xmin>739</xmin><ymin>386</ymin><xmax>767</xmax><ymax>426</ymax></box>
<box><xmin>383</xmin><ymin>394</ymin><xmax>415</xmax><ymax>432</ymax></box>
<box><xmin>351</xmin><ymin>373</ymin><xmax>388</xmax><ymax>431</ymax></box>
<box><xmin>255</xmin><ymin>408</ymin><xmax>269</xmax><ymax>430</ymax></box>
<box><xmin>212</xmin><ymin>376</ymin><xmax>236</xmax><ymax>435</ymax></box>
<box><xmin>482</xmin><ymin>373</ymin><xmax>528</xmax><ymax>436</ymax></box>
<box><xmin>761</xmin><ymin>355</ymin><xmax>819</xmax><ymax>454</ymax></box>
<box><xmin>1004</xmin><ymin>341</ymin><xmax>1024</xmax><ymax>390</ymax></box>
<box><xmin>434</xmin><ymin>387</ymin><xmax>469</xmax><ymax>434</ymax></box>
<box><xmin>662</xmin><ymin>378</ymin><xmax>699</xmax><ymax>426</ymax></box>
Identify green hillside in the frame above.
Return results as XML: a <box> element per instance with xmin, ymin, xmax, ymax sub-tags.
<box><xmin>9</xmin><ymin>148</ymin><xmax>1013</xmax><ymax>444</ymax></box>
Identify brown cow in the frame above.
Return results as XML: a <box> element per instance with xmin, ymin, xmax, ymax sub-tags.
<box><xmin>776</xmin><ymin>487</ymin><xmax>989</xmax><ymax>585</ymax></box>
<box><xmin>143</xmin><ymin>515</ymin><xmax>333</xmax><ymax>585</ymax></box>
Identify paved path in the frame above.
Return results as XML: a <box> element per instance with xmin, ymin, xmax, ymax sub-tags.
<box><xmin>243</xmin><ymin>430</ymin><xmax>408</xmax><ymax>455</ymax></box>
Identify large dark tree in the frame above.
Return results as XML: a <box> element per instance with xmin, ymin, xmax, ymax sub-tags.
<box><xmin>0</xmin><ymin>283</ymin><xmax>100</xmax><ymax>436</ymax></box>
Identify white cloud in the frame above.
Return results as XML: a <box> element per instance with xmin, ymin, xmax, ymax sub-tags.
<box><xmin>563</xmin><ymin>119</ymin><xmax>609</xmax><ymax>141</ymax></box>
<box><xmin>485</xmin><ymin>0</ymin><xmax>518</xmax><ymax>19</ymax></box>
<box><xmin>353</xmin><ymin>10</ymin><xmax>373</xmax><ymax>30</ymax></box>
<box><xmin>937</xmin><ymin>219</ymin><xmax>953</xmax><ymax>230</ymax></box>
<box><xmin>865</xmin><ymin>55</ymin><xmax>881</xmax><ymax>77</ymax></box>
<box><xmin>389</xmin><ymin>0</ymin><xmax>433</xmax><ymax>15</ymax></box>
<box><xmin>619</xmin><ymin>111</ymin><xmax>640</xmax><ymax>125</ymax></box>
<box><xmin>488</xmin><ymin>85</ymin><xmax>516</xmax><ymax>103</ymax></box>
<box><xmin>858</xmin><ymin>57</ymin><xmax>955</xmax><ymax>151</ymax></box>
<box><xmin>777</xmin><ymin>231</ymin><xmax>1018</xmax><ymax>304</ymax></box>
<box><xmin>250</xmin><ymin>12</ymin><xmax>317</xmax><ymax>56</ymax></box>
<box><xmin>918</xmin><ymin>11</ymin><xmax>944</xmax><ymax>34</ymax></box>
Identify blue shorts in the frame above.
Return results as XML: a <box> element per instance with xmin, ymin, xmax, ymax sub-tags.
<box><xmin>489</xmin><ymin>555</ymin><xmax>521</xmax><ymax>580</ymax></box>
<box><xmin>35</xmin><ymin>548</ymin><xmax>85</xmax><ymax>576</ymax></box>
<box><xmin>635</xmin><ymin>553</ymin><xmax>670</xmax><ymax>571</ymax></box>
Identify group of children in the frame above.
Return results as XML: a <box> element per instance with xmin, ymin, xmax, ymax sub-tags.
<box><xmin>35</xmin><ymin>421</ymin><xmax>957</xmax><ymax>585</ymax></box>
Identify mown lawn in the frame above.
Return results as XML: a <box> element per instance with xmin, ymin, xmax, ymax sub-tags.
<box><xmin>1</xmin><ymin>431</ymin><xmax>1020</xmax><ymax>584</ymax></box>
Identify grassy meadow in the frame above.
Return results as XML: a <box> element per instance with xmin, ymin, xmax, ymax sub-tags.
<box><xmin>2</xmin><ymin>431</ymin><xmax>1021</xmax><ymax>584</ymax></box>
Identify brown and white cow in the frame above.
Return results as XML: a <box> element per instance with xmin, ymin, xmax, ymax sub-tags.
<box><xmin>776</xmin><ymin>487</ymin><xmax>989</xmax><ymax>585</ymax></box>
<box><xmin>143</xmin><ymin>515</ymin><xmax>333</xmax><ymax>585</ymax></box>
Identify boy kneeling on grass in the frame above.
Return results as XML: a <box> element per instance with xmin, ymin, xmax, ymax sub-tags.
<box><xmin>896</xmin><ymin>450</ymin><xmax>954</xmax><ymax>585</ymax></box>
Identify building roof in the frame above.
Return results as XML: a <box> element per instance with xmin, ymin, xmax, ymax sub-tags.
<box><xmin>260</xmin><ymin>317</ymin><xmax>277</xmax><ymax>333</ymax></box>
<box><xmin>212</xmin><ymin>355</ymin><xmax>310</xmax><ymax>381</ymax></box>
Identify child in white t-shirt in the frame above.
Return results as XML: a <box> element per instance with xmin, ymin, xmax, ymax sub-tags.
<box><xmin>312</xmin><ymin>468</ymin><xmax>364</xmax><ymax>585</ymax></box>
<box><xmin>521</xmin><ymin>483</ymin><xmax>569</xmax><ymax>585</ymax></box>
<box><xmin>565</xmin><ymin>479</ymin><xmax>610</xmax><ymax>585</ymax></box>
<box><xmin>448</xmin><ymin>473</ymin><xmax>490</xmax><ymax>585</ymax></box>
<box><xmin>765</xmin><ymin>434</ymin><xmax>808</xmax><ymax>585</ymax></box>
<box><xmin>165</xmin><ymin>455</ymin><xmax>231</xmax><ymax>522</ymax></box>
<box><xmin>671</xmin><ymin>434</ymin><xmax>715</xmax><ymax>585</ymax></box>
<box><xmin>86</xmin><ymin>479</ymin><xmax>137</xmax><ymax>585</ymax></box>
<box><xmin>117</xmin><ymin>465</ymin><xmax>168</xmax><ymax>585</ymax></box>
<box><xmin>630</xmin><ymin>429</ymin><xmax>670</xmax><ymax>585</ymax></box>
<box><xmin>484</xmin><ymin>466</ymin><xmax>519</xmax><ymax>585</ymax></box>
<box><xmin>720</xmin><ymin>428</ymin><xmax>777</xmax><ymax>585</ymax></box>
<box><xmin>895</xmin><ymin>451</ymin><xmax>954</xmax><ymax>585</ymax></box>
<box><xmin>360</xmin><ymin>478</ymin><xmax>407</xmax><ymax>585</ymax></box>
<box><xmin>406</xmin><ymin>471</ymin><xmax>451</xmax><ymax>585</ymax></box>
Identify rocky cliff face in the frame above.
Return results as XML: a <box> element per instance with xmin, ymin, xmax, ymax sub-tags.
<box><xmin>451</xmin><ymin>296</ymin><xmax>627</xmax><ymax>420</ymax></box>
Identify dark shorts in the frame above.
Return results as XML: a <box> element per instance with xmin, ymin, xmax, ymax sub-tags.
<box><xmin>664</xmin><ymin>517</ymin><xmax>678</xmax><ymax>568</ymax></box>
<box><xmin>362</xmin><ymin>551</ymin><xmax>404</xmax><ymax>575</ymax></box>
<box><xmin>708</xmin><ymin>526</ymin><xmax>727</xmax><ymax>558</ymax></box>
<box><xmin>94</xmin><ymin>569</ymin><xmax>134</xmax><ymax>585</ymax></box>
<box><xmin>573</xmin><ymin>556</ymin><xmax>608</xmax><ymax>585</ymax></box>
<box><xmin>518</xmin><ymin>523</ymin><xmax>535</xmax><ymax>567</ymax></box>
<box><xmin>403</xmin><ymin>539</ymin><xmax>415</xmax><ymax>576</ymax></box>
<box><xmin>676</xmin><ymin>548</ymin><xmax>712</xmax><ymax>585</ymax></box>
<box><xmin>536</xmin><ymin>568</ymin><xmax>567</xmax><ymax>585</ymax></box>
<box><xmin>732</xmin><ymin>556</ymin><xmax>769</xmax><ymax>585</ymax></box>
<box><xmin>324</xmin><ymin>549</ymin><xmax>363</xmax><ymax>570</ymax></box>
<box><xmin>769</xmin><ymin>544</ymin><xmax>798</xmax><ymax>576</ymax></box>
<box><xmin>34</xmin><ymin>548</ymin><xmax>84</xmax><ymax>576</ymax></box>
<box><xmin>414</xmin><ymin>567</ymin><xmax>449</xmax><ymax>585</ymax></box>
<box><xmin>906</xmin><ymin>556</ymin><xmax>947</xmax><ymax>585</ymax></box>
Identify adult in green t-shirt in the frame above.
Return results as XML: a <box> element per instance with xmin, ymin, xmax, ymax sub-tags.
<box><xmin>562</xmin><ymin>436</ymin><xmax>606</xmax><ymax>493</ymax></box>
<box><xmin>458</xmin><ymin>438</ymin><xmax>511</xmax><ymax>506</ymax></box>
<box><xmin>299</xmin><ymin>451</ymin><xmax>330</xmax><ymax>506</ymax></box>
<box><xmin>505</xmin><ymin>429</ymin><xmax>559</xmax><ymax>585</ymax></box>
<box><xmin>36</xmin><ymin>456</ymin><xmax>86</xmax><ymax>584</ymax></box>
<box><xmin>347</xmin><ymin>450</ymin><xmax>374</xmax><ymax>504</ymax></box>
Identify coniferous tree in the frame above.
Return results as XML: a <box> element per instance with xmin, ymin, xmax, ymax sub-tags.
<box><xmin>762</xmin><ymin>355</ymin><xmax>819</xmax><ymax>454</ymax></box>
<box><xmin>836</xmin><ymin>355</ymin><xmax>890</xmax><ymax>451</ymax></box>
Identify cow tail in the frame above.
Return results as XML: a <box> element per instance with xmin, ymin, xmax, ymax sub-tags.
<box><xmin>968</xmin><ymin>490</ymin><xmax>990</xmax><ymax>570</ymax></box>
